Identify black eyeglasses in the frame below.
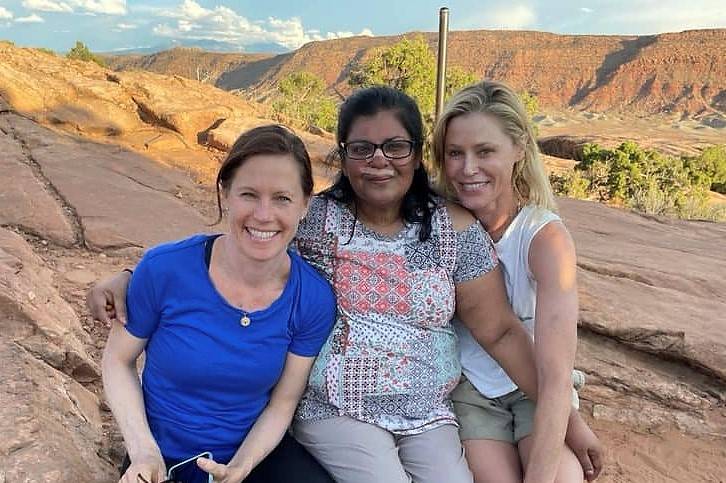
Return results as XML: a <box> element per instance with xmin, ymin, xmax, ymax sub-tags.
<box><xmin>341</xmin><ymin>139</ymin><xmax>417</xmax><ymax>162</ymax></box>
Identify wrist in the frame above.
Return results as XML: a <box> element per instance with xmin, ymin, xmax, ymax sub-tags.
<box><xmin>228</xmin><ymin>454</ymin><xmax>255</xmax><ymax>476</ymax></box>
<box><xmin>128</xmin><ymin>442</ymin><xmax>162</xmax><ymax>462</ymax></box>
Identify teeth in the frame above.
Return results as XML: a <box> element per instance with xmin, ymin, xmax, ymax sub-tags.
<box><xmin>246</xmin><ymin>228</ymin><xmax>277</xmax><ymax>240</ymax></box>
<box><xmin>460</xmin><ymin>182</ymin><xmax>489</xmax><ymax>191</ymax></box>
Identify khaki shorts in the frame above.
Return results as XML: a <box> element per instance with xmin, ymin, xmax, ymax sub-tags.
<box><xmin>452</xmin><ymin>373</ymin><xmax>583</xmax><ymax>444</ymax></box>
<box><xmin>452</xmin><ymin>378</ymin><xmax>535</xmax><ymax>444</ymax></box>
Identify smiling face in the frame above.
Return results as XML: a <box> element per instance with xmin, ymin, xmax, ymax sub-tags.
<box><xmin>443</xmin><ymin>112</ymin><xmax>524</xmax><ymax>214</ymax></box>
<box><xmin>222</xmin><ymin>153</ymin><xmax>309</xmax><ymax>264</ymax></box>
<box><xmin>342</xmin><ymin>110</ymin><xmax>420</xmax><ymax>212</ymax></box>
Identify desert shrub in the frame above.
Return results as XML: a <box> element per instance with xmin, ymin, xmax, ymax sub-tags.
<box><xmin>271</xmin><ymin>71</ymin><xmax>337</xmax><ymax>133</ymax></box>
<box><xmin>66</xmin><ymin>41</ymin><xmax>105</xmax><ymax>67</ymax></box>
<box><xmin>550</xmin><ymin>170</ymin><xmax>590</xmax><ymax>199</ymax></box>
<box><xmin>37</xmin><ymin>47</ymin><xmax>56</xmax><ymax>56</ymax></box>
<box><xmin>685</xmin><ymin>144</ymin><xmax>726</xmax><ymax>194</ymax></box>
<box><xmin>552</xmin><ymin>141</ymin><xmax>722</xmax><ymax>221</ymax></box>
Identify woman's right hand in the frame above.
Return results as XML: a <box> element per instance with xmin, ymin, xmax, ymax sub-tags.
<box><xmin>120</xmin><ymin>454</ymin><xmax>166</xmax><ymax>483</ymax></box>
<box><xmin>86</xmin><ymin>271</ymin><xmax>132</xmax><ymax>326</ymax></box>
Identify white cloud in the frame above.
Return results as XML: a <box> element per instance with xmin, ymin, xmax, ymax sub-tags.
<box><xmin>22</xmin><ymin>0</ymin><xmax>73</xmax><ymax>13</ymax></box>
<box><xmin>315</xmin><ymin>28</ymin><xmax>375</xmax><ymax>41</ymax></box>
<box><xmin>152</xmin><ymin>1</ymin><xmax>373</xmax><ymax>50</ymax></box>
<box><xmin>15</xmin><ymin>14</ymin><xmax>45</xmax><ymax>23</ymax></box>
<box><xmin>0</xmin><ymin>7</ymin><xmax>13</xmax><ymax>20</ymax></box>
<box><xmin>69</xmin><ymin>0</ymin><xmax>126</xmax><ymax>16</ymax></box>
<box><xmin>580</xmin><ymin>7</ymin><xmax>593</xmax><ymax>13</ymax></box>
<box><xmin>491</xmin><ymin>5</ymin><xmax>537</xmax><ymax>29</ymax></box>
<box><xmin>460</xmin><ymin>4</ymin><xmax>537</xmax><ymax>30</ymax></box>
<box><xmin>116</xmin><ymin>22</ymin><xmax>136</xmax><ymax>30</ymax></box>
<box><xmin>581</xmin><ymin>0</ymin><xmax>726</xmax><ymax>34</ymax></box>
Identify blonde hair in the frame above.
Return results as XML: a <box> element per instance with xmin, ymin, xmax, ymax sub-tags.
<box><xmin>431</xmin><ymin>80</ymin><xmax>557</xmax><ymax>211</ymax></box>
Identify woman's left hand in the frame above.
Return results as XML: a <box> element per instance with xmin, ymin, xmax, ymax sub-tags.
<box><xmin>565</xmin><ymin>412</ymin><xmax>604</xmax><ymax>481</ymax></box>
<box><xmin>197</xmin><ymin>457</ymin><xmax>251</xmax><ymax>483</ymax></box>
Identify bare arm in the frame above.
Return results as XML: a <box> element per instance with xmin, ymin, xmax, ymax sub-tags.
<box><xmin>196</xmin><ymin>353</ymin><xmax>316</xmax><ymax>482</ymax></box>
<box><xmin>102</xmin><ymin>323</ymin><xmax>166</xmax><ymax>483</ymax></box>
<box><xmin>455</xmin><ymin>267</ymin><xmax>539</xmax><ymax>400</ymax></box>
<box><xmin>450</xmin><ymin>202</ymin><xmax>539</xmax><ymax>400</ymax></box>
<box><xmin>522</xmin><ymin>222</ymin><xmax>579</xmax><ymax>483</ymax></box>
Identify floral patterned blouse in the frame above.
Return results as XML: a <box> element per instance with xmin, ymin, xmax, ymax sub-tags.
<box><xmin>294</xmin><ymin>195</ymin><xmax>498</xmax><ymax>435</ymax></box>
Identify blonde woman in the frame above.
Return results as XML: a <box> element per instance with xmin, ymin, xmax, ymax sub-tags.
<box><xmin>432</xmin><ymin>81</ymin><xmax>603</xmax><ymax>483</ymax></box>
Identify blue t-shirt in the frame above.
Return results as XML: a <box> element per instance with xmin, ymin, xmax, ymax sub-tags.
<box><xmin>125</xmin><ymin>234</ymin><xmax>336</xmax><ymax>463</ymax></box>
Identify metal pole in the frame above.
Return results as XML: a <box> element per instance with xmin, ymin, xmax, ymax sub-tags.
<box><xmin>435</xmin><ymin>7</ymin><xmax>450</xmax><ymax>120</ymax></box>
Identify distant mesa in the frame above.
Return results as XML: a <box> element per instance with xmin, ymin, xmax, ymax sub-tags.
<box><xmin>103</xmin><ymin>28</ymin><xmax>726</xmax><ymax>120</ymax></box>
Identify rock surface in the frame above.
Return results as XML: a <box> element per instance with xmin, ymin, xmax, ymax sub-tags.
<box><xmin>0</xmin><ymin>228</ymin><xmax>116</xmax><ymax>482</ymax></box>
<box><xmin>0</xmin><ymin>42</ymin><xmax>334</xmax><ymax>185</ymax></box>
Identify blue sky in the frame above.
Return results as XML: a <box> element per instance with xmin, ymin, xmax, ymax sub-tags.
<box><xmin>1</xmin><ymin>0</ymin><xmax>725</xmax><ymax>53</ymax></box>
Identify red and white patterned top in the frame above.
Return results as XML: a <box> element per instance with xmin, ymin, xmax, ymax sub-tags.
<box><xmin>295</xmin><ymin>195</ymin><xmax>498</xmax><ymax>435</ymax></box>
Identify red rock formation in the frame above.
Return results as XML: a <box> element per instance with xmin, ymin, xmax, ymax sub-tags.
<box><xmin>211</xmin><ymin>29</ymin><xmax>726</xmax><ymax>118</ymax></box>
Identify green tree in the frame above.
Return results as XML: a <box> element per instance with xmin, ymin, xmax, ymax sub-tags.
<box><xmin>350</xmin><ymin>36</ymin><xmax>437</xmax><ymax>116</ymax></box>
<box><xmin>685</xmin><ymin>144</ymin><xmax>726</xmax><ymax>194</ymax></box>
<box><xmin>349</xmin><ymin>36</ymin><xmax>479</xmax><ymax>118</ymax></box>
<box><xmin>272</xmin><ymin>71</ymin><xmax>337</xmax><ymax>133</ymax></box>
<box><xmin>66</xmin><ymin>41</ymin><xmax>105</xmax><ymax>67</ymax></box>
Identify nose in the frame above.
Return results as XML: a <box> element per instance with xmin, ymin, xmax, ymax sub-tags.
<box><xmin>253</xmin><ymin>200</ymin><xmax>273</xmax><ymax>221</ymax></box>
<box><xmin>462</xmin><ymin>153</ymin><xmax>478</xmax><ymax>176</ymax></box>
<box><xmin>367</xmin><ymin>146</ymin><xmax>389</xmax><ymax>167</ymax></box>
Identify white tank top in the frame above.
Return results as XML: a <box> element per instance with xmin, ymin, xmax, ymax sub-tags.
<box><xmin>455</xmin><ymin>204</ymin><xmax>560</xmax><ymax>398</ymax></box>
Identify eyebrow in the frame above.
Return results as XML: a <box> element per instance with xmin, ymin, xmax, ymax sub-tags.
<box><xmin>234</xmin><ymin>186</ymin><xmax>295</xmax><ymax>195</ymax></box>
<box><xmin>347</xmin><ymin>136</ymin><xmax>410</xmax><ymax>143</ymax></box>
<box><xmin>446</xmin><ymin>142</ymin><xmax>499</xmax><ymax>149</ymax></box>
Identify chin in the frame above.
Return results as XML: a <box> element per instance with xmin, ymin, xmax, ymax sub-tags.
<box><xmin>456</xmin><ymin>192</ymin><xmax>490</xmax><ymax>211</ymax></box>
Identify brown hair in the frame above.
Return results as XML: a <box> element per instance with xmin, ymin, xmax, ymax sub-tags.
<box><xmin>214</xmin><ymin>124</ymin><xmax>314</xmax><ymax>223</ymax></box>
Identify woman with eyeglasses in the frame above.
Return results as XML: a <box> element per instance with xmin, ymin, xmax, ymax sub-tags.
<box><xmin>90</xmin><ymin>86</ymin><xmax>579</xmax><ymax>483</ymax></box>
<box><xmin>100</xmin><ymin>125</ymin><xmax>337</xmax><ymax>483</ymax></box>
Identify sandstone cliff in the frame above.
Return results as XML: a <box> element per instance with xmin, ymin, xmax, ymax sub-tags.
<box><xmin>211</xmin><ymin>29</ymin><xmax>726</xmax><ymax>118</ymax></box>
<box><xmin>102</xmin><ymin>47</ymin><xmax>272</xmax><ymax>86</ymax></box>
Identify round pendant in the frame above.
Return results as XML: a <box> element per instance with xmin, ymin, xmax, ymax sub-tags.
<box><xmin>240</xmin><ymin>315</ymin><xmax>251</xmax><ymax>327</ymax></box>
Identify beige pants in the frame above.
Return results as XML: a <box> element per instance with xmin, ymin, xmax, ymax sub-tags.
<box><xmin>293</xmin><ymin>416</ymin><xmax>473</xmax><ymax>483</ymax></box>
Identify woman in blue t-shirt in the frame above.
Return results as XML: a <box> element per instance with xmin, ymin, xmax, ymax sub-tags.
<box><xmin>101</xmin><ymin>125</ymin><xmax>336</xmax><ymax>483</ymax></box>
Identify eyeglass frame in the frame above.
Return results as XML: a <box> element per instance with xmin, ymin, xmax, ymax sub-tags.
<box><xmin>339</xmin><ymin>139</ymin><xmax>420</xmax><ymax>163</ymax></box>
<box><xmin>136</xmin><ymin>451</ymin><xmax>214</xmax><ymax>483</ymax></box>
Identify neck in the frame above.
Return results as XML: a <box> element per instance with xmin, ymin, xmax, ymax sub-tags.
<box><xmin>355</xmin><ymin>200</ymin><xmax>403</xmax><ymax>233</ymax></box>
<box><xmin>217</xmin><ymin>235</ymin><xmax>289</xmax><ymax>287</ymax></box>
<box><xmin>473</xmin><ymin>191</ymin><xmax>519</xmax><ymax>242</ymax></box>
